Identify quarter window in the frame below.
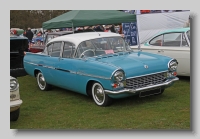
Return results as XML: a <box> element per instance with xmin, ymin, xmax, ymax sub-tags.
<box><xmin>149</xmin><ymin>35</ymin><xmax>163</xmax><ymax>46</ymax></box>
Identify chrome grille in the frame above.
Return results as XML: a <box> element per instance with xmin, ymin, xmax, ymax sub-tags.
<box><xmin>126</xmin><ymin>72</ymin><xmax>166</xmax><ymax>89</ymax></box>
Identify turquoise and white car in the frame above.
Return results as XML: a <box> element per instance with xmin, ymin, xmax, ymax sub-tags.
<box><xmin>23</xmin><ymin>32</ymin><xmax>179</xmax><ymax>106</ymax></box>
<box><xmin>133</xmin><ymin>27</ymin><xmax>190</xmax><ymax>76</ymax></box>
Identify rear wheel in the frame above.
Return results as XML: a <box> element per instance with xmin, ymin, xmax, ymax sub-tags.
<box><xmin>37</xmin><ymin>72</ymin><xmax>51</xmax><ymax>91</ymax></box>
<box><xmin>92</xmin><ymin>82</ymin><xmax>112</xmax><ymax>106</ymax></box>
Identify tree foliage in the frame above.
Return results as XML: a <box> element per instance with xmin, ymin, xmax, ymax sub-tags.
<box><xmin>10</xmin><ymin>10</ymin><xmax>70</xmax><ymax>30</ymax></box>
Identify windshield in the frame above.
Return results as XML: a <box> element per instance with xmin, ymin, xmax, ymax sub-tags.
<box><xmin>75</xmin><ymin>37</ymin><xmax>132</xmax><ymax>58</ymax></box>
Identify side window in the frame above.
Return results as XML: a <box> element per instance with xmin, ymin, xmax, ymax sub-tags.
<box><xmin>75</xmin><ymin>41</ymin><xmax>95</xmax><ymax>58</ymax></box>
<box><xmin>162</xmin><ymin>33</ymin><xmax>182</xmax><ymax>46</ymax></box>
<box><xmin>49</xmin><ymin>42</ymin><xmax>62</xmax><ymax>57</ymax></box>
<box><xmin>75</xmin><ymin>42</ymin><xmax>85</xmax><ymax>58</ymax></box>
<box><xmin>149</xmin><ymin>35</ymin><xmax>163</xmax><ymax>46</ymax></box>
<box><xmin>62</xmin><ymin>42</ymin><xmax>75</xmax><ymax>58</ymax></box>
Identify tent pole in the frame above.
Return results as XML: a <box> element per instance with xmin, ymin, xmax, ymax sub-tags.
<box><xmin>72</xmin><ymin>22</ymin><xmax>74</xmax><ymax>34</ymax></box>
<box><xmin>136</xmin><ymin>14</ymin><xmax>140</xmax><ymax>50</ymax></box>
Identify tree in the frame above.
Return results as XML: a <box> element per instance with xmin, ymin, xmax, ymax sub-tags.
<box><xmin>10</xmin><ymin>10</ymin><xmax>70</xmax><ymax>29</ymax></box>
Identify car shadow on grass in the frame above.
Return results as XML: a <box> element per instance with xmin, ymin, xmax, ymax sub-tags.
<box><xmin>52</xmin><ymin>84</ymin><xmax>173</xmax><ymax>107</ymax></box>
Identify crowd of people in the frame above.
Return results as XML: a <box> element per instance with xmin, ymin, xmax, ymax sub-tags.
<box><xmin>43</xmin><ymin>24</ymin><xmax>123</xmax><ymax>34</ymax></box>
<box><xmin>10</xmin><ymin>24</ymin><xmax>124</xmax><ymax>51</ymax></box>
<box><xmin>124</xmin><ymin>10</ymin><xmax>189</xmax><ymax>14</ymax></box>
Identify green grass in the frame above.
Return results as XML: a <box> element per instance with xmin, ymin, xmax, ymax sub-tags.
<box><xmin>10</xmin><ymin>75</ymin><xmax>190</xmax><ymax>130</ymax></box>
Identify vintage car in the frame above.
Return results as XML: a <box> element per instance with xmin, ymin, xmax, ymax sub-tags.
<box><xmin>24</xmin><ymin>32</ymin><xmax>179</xmax><ymax>106</ymax></box>
<box><xmin>10</xmin><ymin>35</ymin><xmax>27</xmax><ymax>120</ymax></box>
<box><xmin>30</xmin><ymin>31</ymin><xmax>73</xmax><ymax>53</ymax></box>
<box><xmin>10</xmin><ymin>76</ymin><xmax>23</xmax><ymax>121</ymax></box>
<box><xmin>132</xmin><ymin>27</ymin><xmax>190</xmax><ymax>76</ymax></box>
<box><xmin>10</xmin><ymin>35</ymin><xmax>29</xmax><ymax>78</ymax></box>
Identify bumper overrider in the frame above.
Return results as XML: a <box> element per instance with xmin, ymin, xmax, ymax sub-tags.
<box><xmin>105</xmin><ymin>77</ymin><xmax>179</xmax><ymax>95</ymax></box>
<box><xmin>10</xmin><ymin>99</ymin><xmax>23</xmax><ymax>112</ymax></box>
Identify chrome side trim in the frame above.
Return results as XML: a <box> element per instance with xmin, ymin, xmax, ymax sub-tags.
<box><xmin>24</xmin><ymin>61</ymin><xmax>110</xmax><ymax>80</ymax></box>
<box><xmin>76</xmin><ymin>72</ymin><xmax>110</xmax><ymax>80</ymax></box>
<box><xmin>104</xmin><ymin>77</ymin><xmax>179</xmax><ymax>95</ymax></box>
<box><xmin>24</xmin><ymin>61</ymin><xmax>38</xmax><ymax>66</ymax></box>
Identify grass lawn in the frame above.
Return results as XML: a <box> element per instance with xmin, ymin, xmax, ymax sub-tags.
<box><xmin>10</xmin><ymin>75</ymin><xmax>190</xmax><ymax>130</ymax></box>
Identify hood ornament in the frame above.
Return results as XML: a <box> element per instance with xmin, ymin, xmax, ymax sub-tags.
<box><xmin>144</xmin><ymin>65</ymin><xmax>148</xmax><ymax>69</ymax></box>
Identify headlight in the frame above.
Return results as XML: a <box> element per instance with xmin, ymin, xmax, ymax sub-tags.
<box><xmin>10</xmin><ymin>78</ymin><xmax>19</xmax><ymax>92</ymax></box>
<box><xmin>168</xmin><ymin>59</ymin><xmax>178</xmax><ymax>71</ymax></box>
<box><xmin>113</xmin><ymin>71</ymin><xmax>125</xmax><ymax>82</ymax></box>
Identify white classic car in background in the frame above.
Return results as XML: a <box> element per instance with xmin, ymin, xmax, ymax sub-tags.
<box><xmin>132</xmin><ymin>27</ymin><xmax>190</xmax><ymax>76</ymax></box>
<box><xmin>10</xmin><ymin>76</ymin><xmax>23</xmax><ymax>121</ymax></box>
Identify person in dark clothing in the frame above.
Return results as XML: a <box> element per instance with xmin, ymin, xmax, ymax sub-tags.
<box><xmin>26</xmin><ymin>27</ymin><xmax>34</xmax><ymax>48</ymax></box>
<box><xmin>110</xmin><ymin>24</ymin><xmax>116</xmax><ymax>33</ymax></box>
<box><xmin>94</xmin><ymin>25</ymin><xmax>104</xmax><ymax>32</ymax></box>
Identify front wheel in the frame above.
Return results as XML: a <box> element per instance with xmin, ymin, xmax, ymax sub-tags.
<box><xmin>10</xmin><ymin>108</ymin><xmax>20</xmax><ymax>121</ymax></box>
<box><xmin>92</xmin><ymin>82</ymin><xmax>112</xmax><ymax>107</ymax></box>
<box><xmin>37</xmin><ymin>72</ymin><xmax>51</xmax><ymax>91</ymax></box>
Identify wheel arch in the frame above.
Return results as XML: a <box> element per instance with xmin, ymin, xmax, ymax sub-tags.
<box><xmin>34</xmin><ymin>69</ymin><xmax>42</xmax><ymax>77</ymax></box>
<box><xmin>86</xmin><ymin>80</ymin><xmax>104</xmax><ymax>97</ymax></box>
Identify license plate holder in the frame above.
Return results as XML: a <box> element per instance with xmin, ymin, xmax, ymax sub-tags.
<box><xmin>139</xmin><ymin>87</ymin><xmax>161</xmax><ymax>97</ymax></box>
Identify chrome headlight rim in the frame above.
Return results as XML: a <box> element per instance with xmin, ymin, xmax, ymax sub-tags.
<box><xmin>112</xmin><ymin>70</ymin><xmax>125</xmax><ymax>82</ymax></box>
<box><xmin>10</xmin><ymin>78</ymin><xmax>19</xmax><ymax>92</ymax></box>
<box><xmin>168</xmin><ymin>59</ymin><xmax>178</xmax><ymax>71</ymax></box>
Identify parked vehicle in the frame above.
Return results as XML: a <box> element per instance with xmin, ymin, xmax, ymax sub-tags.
<box><xmin>24</xmin><ymin>32</ymin><xmax>179</xmax><ymax>106</ymax></box>
<box><xmin>10</xmin><ymin>35</ymin><xmax>29</xmax><ymax>78</ymax></box>
<box><xmin>10</xmin><ymin>35</ymin><xmax>27</xmax><ymax>121</ymax></box>
<box><xmin>30</xmin><ymin>31</ymin><xmax>73</xmax><ymax>53</ymax></box>
<box><xmin>10</xmin><ymin>76</ymin><xmax>23</xmax><ymax>121</ymax></box>
<box><xmin>132</xmin><ymin>27</ymin><xmax>190</xmax><ymax>76</ymax></box>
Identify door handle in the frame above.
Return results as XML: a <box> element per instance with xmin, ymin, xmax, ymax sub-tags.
<box><xmin>158</xmin><ymin>50</ymin><xmax>164</xmax><ymax>52</ymax></box>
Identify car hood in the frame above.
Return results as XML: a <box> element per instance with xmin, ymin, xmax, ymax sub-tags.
<box><xmin>93</xmin><ymin>51</ymin><xmax>172</xmax><ymax>77</ymax></box>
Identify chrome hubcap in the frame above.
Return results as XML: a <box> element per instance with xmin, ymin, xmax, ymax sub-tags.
<box><xmin>38</xmin><ymin>73</ymin><xmax>46</xmax><ymax>89</ymax></box>
<box><xmin>94</xmin><ymin>86</ymin><xmax>104</xmax><ymax>103</ymax></box>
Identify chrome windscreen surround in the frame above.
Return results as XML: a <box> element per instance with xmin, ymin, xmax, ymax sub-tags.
<box><xmin>126</xmin><ymin>72</ymin><xmax>167</xmax><ymax>89</ymax></box>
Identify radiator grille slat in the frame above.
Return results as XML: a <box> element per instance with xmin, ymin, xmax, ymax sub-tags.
<box><xmin>126</xmin><ymin>72</ymin><xmax>166</xmax><ymax>89</ymax></box>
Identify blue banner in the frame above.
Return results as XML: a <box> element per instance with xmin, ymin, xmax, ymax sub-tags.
<box><xmin>122</xmin><ymin>22</ymin><xmax>138</xmax><ymax>46</ymax></box>
<box><xmin>122</xmin><ymin>10</ymin><xmax>137</xmax><ymax>46</ymax></box>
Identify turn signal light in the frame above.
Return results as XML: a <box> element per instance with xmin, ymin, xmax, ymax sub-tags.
<box><xmin>173</xmin><ymin>72</ymin><xmax>177</xmax><ymax>76</ymax></box>
<box><xmin>112</xmin><ymin>83</ymin><xmax>118</xmax><ymax>88</ymax></box>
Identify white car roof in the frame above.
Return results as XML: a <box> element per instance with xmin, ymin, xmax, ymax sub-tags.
<box><xmin>47</xmin><ymin>32</ymin><xmax>121</xmax><ymax>46</ymax></box>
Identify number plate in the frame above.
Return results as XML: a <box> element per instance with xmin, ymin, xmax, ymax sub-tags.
<box><xmin>139</xmin><ymin>88</ymin><xmax>161</xmax><ymax>97</ymax></box>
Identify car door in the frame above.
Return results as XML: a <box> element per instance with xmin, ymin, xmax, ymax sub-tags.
<box><xmin>160</xmin><ymin>33</ymin><xmax>190</xmax><ymax>76</ymax></box>
<box><xmin>142</xmin><ymin>32</ymin><xmax>190</xmax><ymax>76</ymax></box>
<box><xmin>53</xmin><ymin>41</ymin><xmax>79</xmax><ymax>91</ymax></box>
<box><xmin>42</xmin><ymin>41</ymin><xmax>63</xmax><ymax>86</ymax></box>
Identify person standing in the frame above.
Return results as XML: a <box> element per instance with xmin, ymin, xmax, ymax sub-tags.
<box><xmin>26</xmin><ymin>27</ymin><xmax>34</xmax><ymax>49</ymax></box>
<box><xmin>110</xmin><ymin>24</ymin><xmax>116</xmax><ymax>33</ymax></box>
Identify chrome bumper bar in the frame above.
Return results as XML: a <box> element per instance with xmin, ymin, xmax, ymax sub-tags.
<box><xmin>105</xmin><ymin>77</ymin><xmax>179</xmax><ymax>95</ymax></box>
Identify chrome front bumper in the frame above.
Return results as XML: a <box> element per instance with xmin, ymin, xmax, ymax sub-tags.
<box><xmin>105</xmin><ymin>77</ymin><xmax>179</xmax><ymax>95</ymax></box>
